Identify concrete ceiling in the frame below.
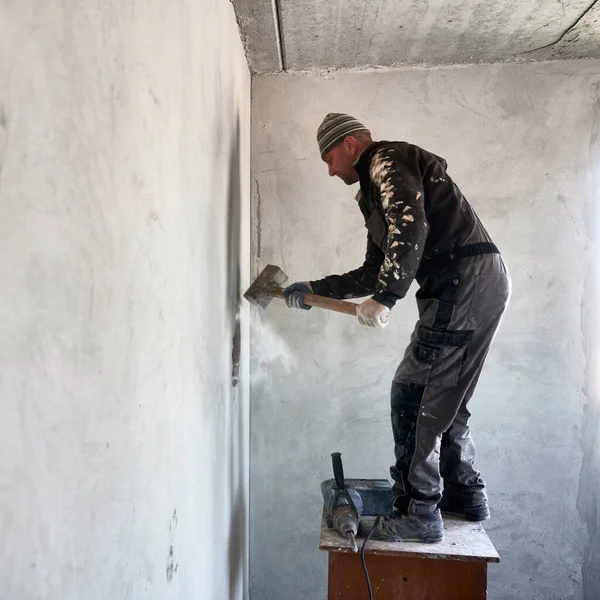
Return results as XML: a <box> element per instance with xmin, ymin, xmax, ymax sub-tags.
<box><xmin>231</xmin><ymin>0</ymin><xmax>600</xmax><ymax>74</ymax></box>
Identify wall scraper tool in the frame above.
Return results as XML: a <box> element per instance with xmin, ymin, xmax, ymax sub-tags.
<box><xmin>244</xmin><ymin>264</ymin><xmax>358</xmax><ymax>316</ymax></box>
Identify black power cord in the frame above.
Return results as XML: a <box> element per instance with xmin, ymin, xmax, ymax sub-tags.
<box><xmin>360</xmin><ymin>516</ymin><xmax>381</xmax><ymax>600</ymax></box>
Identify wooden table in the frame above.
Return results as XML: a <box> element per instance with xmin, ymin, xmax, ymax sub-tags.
<box><xmin>319</xmin><ymin>514</ymin><xmax>500</xmax><ymax>599</ymax></box>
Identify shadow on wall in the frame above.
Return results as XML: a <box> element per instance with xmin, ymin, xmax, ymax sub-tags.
<box><xmin>226</xmin><ymin>114</ymin><xmax>246</xmax><ymax>600</ymax></box>
<box><xmin>228</xmin><ymin>116</ymin><xmax>242</xmax><ymax>388</ymax></box>
<box><xmin>578</xmin><ymin>86</ymin><xmax>600</xmax><ymax>600</ymax></box>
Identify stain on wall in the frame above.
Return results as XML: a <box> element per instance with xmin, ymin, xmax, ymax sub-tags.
<box><xmin>166</xmin><ymin>510</ymin><xmax>179</xmax><ymax>583</ymax></box>
<box><xmin>229</xmin><ymin>119</ymin><xmax>243</xmax><ymax>389</ymax></box>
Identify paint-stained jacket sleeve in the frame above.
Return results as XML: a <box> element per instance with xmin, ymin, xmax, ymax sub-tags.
<box><xmin>370</xmin><ymin>148</ymin><xmax>429</xmax><ymax>307</ymax></box>
<box><xmin>309</xmin><ymin>234</ymin><xmax>384</xmax><ymax>299</ymax></box>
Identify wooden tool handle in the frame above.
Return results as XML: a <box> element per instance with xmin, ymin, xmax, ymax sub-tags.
<box><xmin>269</xmin><ymin>287</ymin><xmax>358</xmax><ymax>317</ymax></box>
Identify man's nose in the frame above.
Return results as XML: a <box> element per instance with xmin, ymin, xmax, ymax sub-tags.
<box><xmin>328</xmin><ymin>164</ymin><xmax>335</xmax><ymax>177</ymax></box>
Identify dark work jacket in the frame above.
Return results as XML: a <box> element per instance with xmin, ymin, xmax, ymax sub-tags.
<box><xmin>310</xmin><ymin>141</ymin><xmax>495</xmax><ymax>308</ymax></box>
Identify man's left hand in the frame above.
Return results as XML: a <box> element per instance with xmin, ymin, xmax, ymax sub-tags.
<box><xmin>356</xmin><ymin>298</ymin><xmax>390</xmax><ymax>328</ymax></box>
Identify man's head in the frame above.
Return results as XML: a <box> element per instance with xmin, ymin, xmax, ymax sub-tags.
<box><xmin>317</xmin><ymin>113</ymin><xmax>372</xmax><ymax>185</ymax></box>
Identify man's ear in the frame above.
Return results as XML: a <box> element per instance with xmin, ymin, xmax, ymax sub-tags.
<box><xmin>343</xmin><ymin>135</ymin><xmax>358</xmax><ymax>155</ymax></box>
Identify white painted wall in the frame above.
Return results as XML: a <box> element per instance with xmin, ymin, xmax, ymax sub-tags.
<box><xmin>250</xmin><ymin>60</ymin><xmax>600</xmax><ymax>599</ymax></box>
<box><xmin>0</xmin><ymin>2</ymin><xmax>250</xmax><ymax>599</ymax></box>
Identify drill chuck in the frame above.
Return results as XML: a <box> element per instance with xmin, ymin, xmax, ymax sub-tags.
<box><xmin>333</xmin><ymin>505</ymin><xmax>358</xmax><ymax>538</ymax></box>
<box><xmin>332</xmin><ymin>505</ymin><xmax>359</xmax><ymax>552</ymax></box>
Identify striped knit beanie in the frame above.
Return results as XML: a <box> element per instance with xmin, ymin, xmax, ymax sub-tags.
<box><xmin>317</xmin><ymin>113</ymin><xmax>371</xmax><ymax>159</ymax></box>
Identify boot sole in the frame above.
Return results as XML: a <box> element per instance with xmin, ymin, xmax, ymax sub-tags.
<box><xmin>440</xmin><ymin>509</ymin><xmax>490</xmax><ymax>522</ymax></box>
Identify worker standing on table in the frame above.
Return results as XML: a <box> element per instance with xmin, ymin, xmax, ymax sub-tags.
<box><xmin>284</xmin><ymin>113</ymin><xmax>511</xmax><ymax>544</ymax></box>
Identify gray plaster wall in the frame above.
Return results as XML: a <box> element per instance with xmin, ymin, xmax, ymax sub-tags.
<box><xmin>250</xmin><ymin>60</ymin><xmax>600</xmax><ymax>599</ymax></box>
<box><xmin>0</xmin><ymin>2</ymin><xmax>251</xmax><ymax>599</ymax></box>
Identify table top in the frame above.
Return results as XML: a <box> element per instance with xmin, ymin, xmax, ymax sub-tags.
<box><xmin>319</xmin><ymin>513</ymin><xmax>500</xmax><ymax>563</ymax></box>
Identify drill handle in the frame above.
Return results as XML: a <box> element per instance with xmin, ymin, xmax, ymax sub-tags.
<box><xmin>331</xmin><ymin>452</ymin><xmax>346</xmax><ymax>489</ymax></box>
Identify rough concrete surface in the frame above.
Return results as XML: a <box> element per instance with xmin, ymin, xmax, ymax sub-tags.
<box><xmin>0</xmin><ymin>1</ymin><xmax>250</xmax><ymax>599</ymax></box>
<box><xmin>230</xmin><ymin>0</ymin><xmax>282</xmax><ymax>74</ymax></box>
<box><xmin>233</xmin><ymin>0</ymin><xmax>600</xmax><ymax>73</ymax></box>
<box><xmin>250</xmin><ymin>60</ymin><xmax>600</xmax><ymax>599</ymax></box>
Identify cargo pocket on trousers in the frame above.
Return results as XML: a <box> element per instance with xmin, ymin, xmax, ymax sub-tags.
<box><xmin>394</xmin><ymin>341</ymin><xmax>438</xmax><ymax>386</ymax></box>
<box><xmin>416</xmin><ymin>325</ymin><xmax>473</xmax><ymax>388</ymax></box>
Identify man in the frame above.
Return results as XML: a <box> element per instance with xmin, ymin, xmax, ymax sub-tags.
<box><xmin>284</xmin><ymin>113</ymin><xmax>511</xmax><ymax>544</ymax></box>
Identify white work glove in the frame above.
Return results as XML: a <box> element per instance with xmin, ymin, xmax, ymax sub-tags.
<box><xmin>356</xmin><ymin>298</ymin><xmax>390</xmax><ymax>328</ymax></box>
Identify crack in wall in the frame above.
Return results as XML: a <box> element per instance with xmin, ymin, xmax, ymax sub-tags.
<box><xmin>522</xmin><ymin>0</ymin><xmax>600</xmax><ymax>54</ymax></box>
<box><xmin>254</xmin><ymin>178</ymin><xmax>262</xmax><ymax>268</ymax></box>
<box><xmin>519</xmin><ymin>66</ymin><xmax>547</xmax><ymax>128</ymax></box>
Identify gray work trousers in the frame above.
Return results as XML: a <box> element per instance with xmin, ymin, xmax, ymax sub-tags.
<box><xmin>391</xmin><ymin>253</ymin><xmax>511</xmax><ymax>515</ymax></box>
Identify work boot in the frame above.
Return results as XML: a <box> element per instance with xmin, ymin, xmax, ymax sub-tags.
<box><xmin>360</xmin><ymin>510</ymin><xmax>444</xmax><ymax>544</ymax></box>
<box><xmin>438</xmin><ymin>496</ymin><xmax>490</xmax><ymax>521</ymax></box>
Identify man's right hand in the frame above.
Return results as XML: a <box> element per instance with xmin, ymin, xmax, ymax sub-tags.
<box><xmin>283</xmin><ymin>282</ymin><xmax>313</xmax><ymax>310</ymax></box>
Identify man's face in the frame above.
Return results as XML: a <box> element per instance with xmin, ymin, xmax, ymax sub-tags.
<box><xmin>323</xmin><ymin>137</ymin><xmax>360</xmax><ymax>185</ymax></box>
